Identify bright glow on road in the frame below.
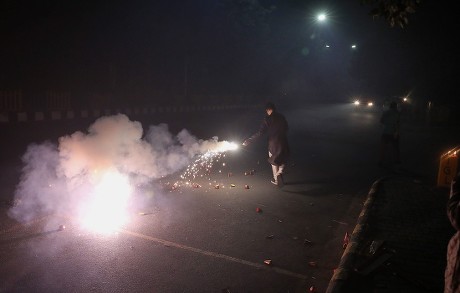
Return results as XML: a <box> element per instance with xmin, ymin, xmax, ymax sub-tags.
<box><xmin>79</xmin><ymin>170</ymin><xmax>132</xmax><ymax>234</ymax></box>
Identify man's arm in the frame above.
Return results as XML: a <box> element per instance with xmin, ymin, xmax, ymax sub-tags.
<box><xmin>242</xmin><ymin>117</ymin><xmax>268</xmax><ymax>146</ymax></box>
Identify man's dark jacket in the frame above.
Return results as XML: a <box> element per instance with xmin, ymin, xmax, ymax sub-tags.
<box><xmin>247</xmin><ymin>111</ymin><xmax>290</xmax><ymax>166</ymax></box>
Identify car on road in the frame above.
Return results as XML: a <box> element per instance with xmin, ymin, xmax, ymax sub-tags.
<box><xmin>353</xmin><ymin>99</ymin><xmax>376</xmax><ymax>111</ymax></box>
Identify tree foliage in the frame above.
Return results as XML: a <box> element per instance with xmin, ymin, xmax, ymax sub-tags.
<box><xmin>360</xmin><ymin>0</ymin><xmax>421</xmax><ymax>28</ymax></box>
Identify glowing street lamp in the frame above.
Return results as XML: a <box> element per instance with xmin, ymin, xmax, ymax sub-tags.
<box><xmin>317</xmin><ymin>13</ymin><xmax>327</xmax><ymax>22</ymax></box>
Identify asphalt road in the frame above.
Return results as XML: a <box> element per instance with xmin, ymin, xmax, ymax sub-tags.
<box><xmin>0</xmin><ymin>102</ymin><xmax>456</xmax><ymax>292</ymax></box>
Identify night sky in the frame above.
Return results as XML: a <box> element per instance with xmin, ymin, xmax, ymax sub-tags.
<box><xmin>1</xmin><ymin>0</ymin><xmax>457</xmax><ymax>106</ymax></box>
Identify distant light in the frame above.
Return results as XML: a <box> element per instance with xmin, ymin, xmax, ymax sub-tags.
<box><xmin>368</xmin><ymin>102</ymin><xmax>373</xmax><ymax>106</ymax></box>
<box><xmin>325</xmin><ymin>44</ymin><xmax>330</xmax><ymax>48</ymax></box>
<box><xmin>403</xmin><ymin>97</ymin><xmax>408</xmax><ymax>102</ymax></box>
<box><xmin>351</xmin><ymin>44</ymin><xmax>357</xmax><ymax>49</ymax></box>
<box><xmin>317</xmin><ymin>13</ymin><xmax>326</xmax><ymax>22</ymax></box>
<box><xmin>354</xmin><ymin>100</ymin><xmax>360</xmax><ymax>105</ymax></box>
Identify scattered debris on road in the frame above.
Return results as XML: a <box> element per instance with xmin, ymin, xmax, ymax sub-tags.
<box><xmin>369</xmin><ymin>240</ymin><xmax>385</xmax><ymax>255</ymax></box>
<box><xmin>332</xmin><ymin>219</ymin><xmax>348</xmax><ymax>225</ymax></box>
<box><xmin>343</xmin><ymin>232</ymin><xmax>350</xmax><ymax>249</ymax></box>
<box><xmin>139</xmin><ymin>212</ymin><xmax>153</xmax><ymax>216</ymax></box>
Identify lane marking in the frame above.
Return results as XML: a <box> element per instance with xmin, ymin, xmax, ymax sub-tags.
<box><xmin>121</xmin><ymin>229</ymin><xmax>307</xmax><ymax>280</ymax></box>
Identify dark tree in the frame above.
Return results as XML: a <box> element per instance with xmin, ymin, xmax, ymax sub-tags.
<box><xmin>360</xmin><ymin>0</ymin><xmax>421</xmax><ymax>28</ymax></box>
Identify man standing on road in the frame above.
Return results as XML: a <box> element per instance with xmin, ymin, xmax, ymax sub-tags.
<box><xmin>379</xmin><ymin>101</ymin><xmax>401</xmax><ymax>166</ymax></box>
<box><xmin>242</xmin><ymin>102</ymin><xmax>290</xmax><ymax>187</ymax></box>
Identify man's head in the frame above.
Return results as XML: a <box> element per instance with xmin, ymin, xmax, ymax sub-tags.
<box><xmin>265</xmin><ymin>102</ymin><xmax>276</xmax><ymax>115</ymax></box>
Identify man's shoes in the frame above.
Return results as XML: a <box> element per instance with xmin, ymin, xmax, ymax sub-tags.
<box><xmin>271</xmin><ymin>179</ymin><xmax>278</xmax><ymax>185</ymax></box>
<box><xmin>276</xmin><ymin>174</ymin><xmax>284</xmax><ymax>187</ymax></box>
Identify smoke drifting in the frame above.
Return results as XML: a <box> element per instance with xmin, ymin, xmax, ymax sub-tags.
<box><xmin>8</xmin><ymin>114</ymin><xmax>234</xmax><ymax>225</ymax></box>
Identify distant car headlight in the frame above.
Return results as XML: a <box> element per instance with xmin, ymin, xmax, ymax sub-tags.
<box><xmin>354</xmin><ymin>100</ymin><xmax>360</xmax><ymax>105</ymax></box>
<box><xmin>367</xmin><ymin>102</ymin><xmax>373</xmax><ymax>106</ymax></box>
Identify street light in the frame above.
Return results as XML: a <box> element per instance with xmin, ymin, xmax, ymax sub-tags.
<box><xmin>317</xmin><ymin>13</ymin><xmax>327</xmax><ymax>22</ymax></box>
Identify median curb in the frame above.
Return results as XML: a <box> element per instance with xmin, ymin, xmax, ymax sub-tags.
<box><xmin>326</xmin><ymin>177</ymin><xmax>387</xmax><ymax>293</ymax></box>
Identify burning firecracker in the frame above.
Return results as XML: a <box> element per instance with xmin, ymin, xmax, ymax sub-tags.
<box><xmin>244</xmin><ymin>170</ymin><xmax>255</xmax><ymax>176</ymax></box>
<box><xmin>177</xmin><ymin>142</ymin><xmax>238</xmax><ymax>187</ymax></box>
<box><xmin>180</xmin><ymin>151</ymin><xmax>224</xmax><ymax>181</ymax></box>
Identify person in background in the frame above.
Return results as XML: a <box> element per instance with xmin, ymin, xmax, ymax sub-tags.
<box><xmin>242</xmin><ymin>102</ymin><xmax>290</xmax><ymax>187</ymax></box>
<box><xmin>445</xmin><ymin>172</ymin><xmax>460</xmax><ymax>292</ymax></box>
<box><xmin>379</xmin><ymin>101</ymin><xmax>401</xmax><ymax>167</ymax></box>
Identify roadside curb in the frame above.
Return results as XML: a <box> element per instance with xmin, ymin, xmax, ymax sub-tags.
<box><xmin>326</xmin><ymin>177</ymin><xmax>387</xmax><ymax>293</ymax></box>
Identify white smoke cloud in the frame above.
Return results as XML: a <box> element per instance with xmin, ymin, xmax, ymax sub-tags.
<box><xmin>8</xmin><ymin>114</ymin><xmax>234</xmax><ymax>225</ymax></box>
